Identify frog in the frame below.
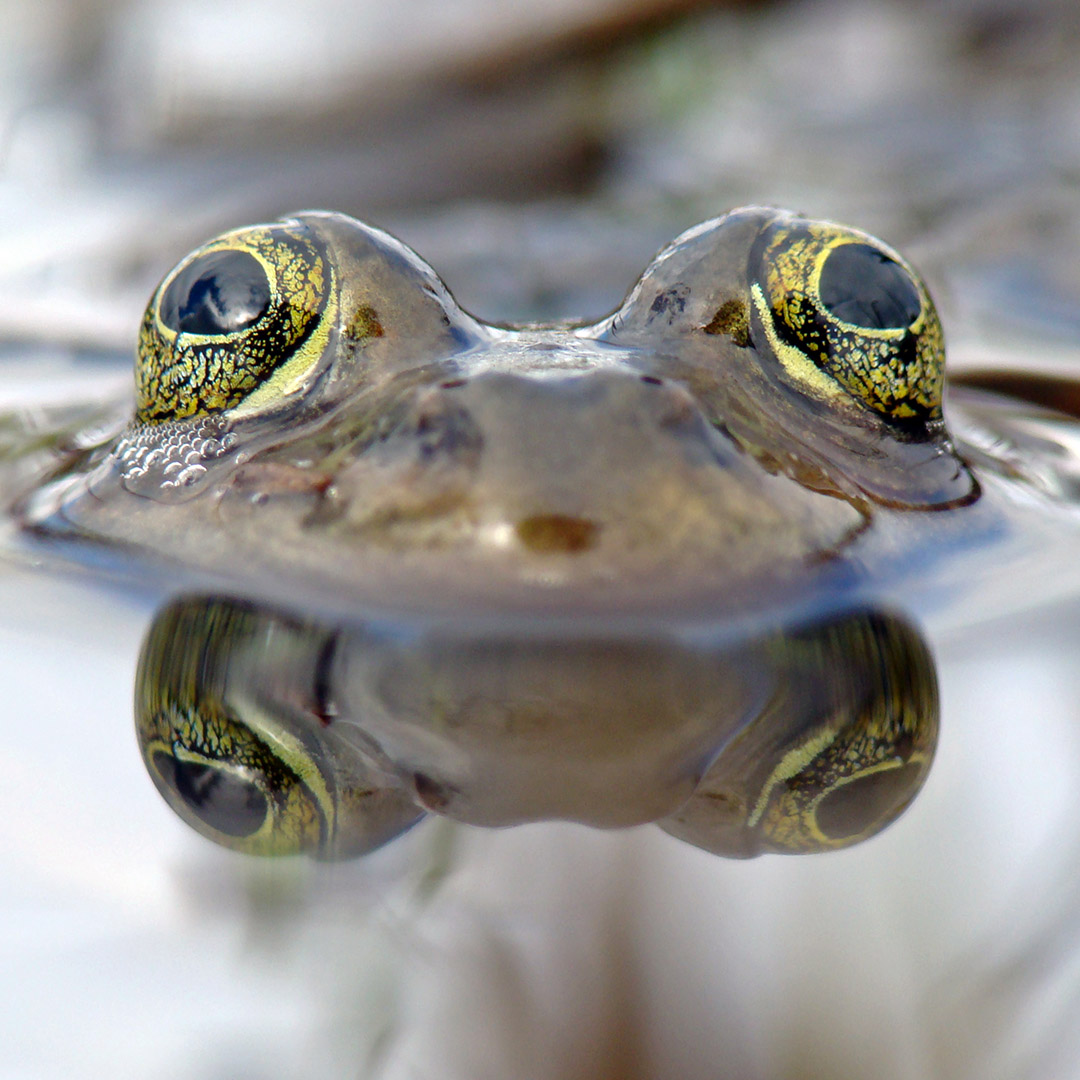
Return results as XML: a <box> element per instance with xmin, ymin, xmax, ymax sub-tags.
<box><xmin>6</xmin><ymin>206</ymin><xmax>1077</xmax><ymax>862</ymax></box>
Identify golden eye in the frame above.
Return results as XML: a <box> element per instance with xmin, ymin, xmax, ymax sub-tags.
<box><xmin>140</xmin><ymin>709</ymin><xmax>328</xmax><ymax>856</ymax></box>
<box><xmin>749</xmin><ymin>217</ymin><xmax>944</xmax><ymax>422</ymax></box>
<box><xmin>136</xmin><ymin>596</ymin><xmax>423</xmax><ymax>859</ymax></box>
<box><xmin>660</xmin><ymin>609</ymin><xmax>938</xmax><ymax>857</ymax></box>
<box><xmin>136</xmin><ymin>220</ymin><xmax>335</xmax><ymax>423</ymax></box>
<box><xmin>746</xmin><ymin>716</ymin><xmax>933</xmax><ymax>854</ymax></box>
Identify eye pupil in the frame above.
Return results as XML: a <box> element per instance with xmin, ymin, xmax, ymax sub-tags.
<box><xmin>159</xmin><ymin>249</ymin><xmax>271</xmax><ymax>335</ymax></box>
<box><xmin>818</xmin><ymin>243</ymin><xmax>922</xmax><ymax>329</ymax></box>
<box><xmin>814</xmin><ymin>762</ymin><xmax>921</xmax><ymax>841</ymax></box>
<box><xmin>154</xmin><ymin>751</ymin><xmax>269</xmax><ymax>837</ymax></box>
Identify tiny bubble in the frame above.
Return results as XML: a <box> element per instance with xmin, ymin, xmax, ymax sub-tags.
<box><xmin>176</xmin><ymin>464</ymin><xmax>207</xmax><ymax>486</ymax></box>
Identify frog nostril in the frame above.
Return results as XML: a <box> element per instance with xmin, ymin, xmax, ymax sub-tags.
<box><xmin>640</xmin><ymin>374</ymin><xmax>663</xmax><ymax>386</ymax></box>
<box><xmin>439</xmin><ymin>378</ymin><xmax>467</xmax><ymax>389</ymax></box>
<box><xmin>413</xmin><ymin>772</ymin><xmax>455</xmax><ymax>812</ymax></box>
<box><xmin>516</xmin><ymin>514</ymin><xmax>600</xmax><ymax>554</ymax></box>
<box><xmin>407</xmin><ymin>393</ymin><xmax>483</xmax><ymax>463</ymax></box>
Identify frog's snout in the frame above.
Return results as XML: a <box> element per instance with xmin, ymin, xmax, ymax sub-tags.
<box><xmin>361</xmin><ymin>367</ymin><xmax>736</xmax><ymax>555</ymax></box>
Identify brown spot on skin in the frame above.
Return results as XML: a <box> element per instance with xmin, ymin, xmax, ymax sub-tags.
<box><xmin>703</xmin><ymin>790</ymin><xmax>744</xmax><ymax>811</ymax></box>
<box><xmin>344</xmin><ymin>304</ymin><xmax>384</xmax><ymax>342</ymax></box>
<box><xmin>516</xmin><ymin>514</ymin><xmax>600</xmax><ymax>554</ymax></box>
<box><xmin>703</xmin><ymin>298</ymin><xmax>750</xmax><ymax>347</ymax></box>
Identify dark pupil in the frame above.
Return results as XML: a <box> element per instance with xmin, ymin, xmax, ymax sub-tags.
<box><xmin>818</xmin><ymin>243</ymin><xmax>922</xmax><ymax>329</ymax></box>
<box><xmin>154</xmin><ymin>751</ymin><xmax>268</xmax><ymax>837</ymax></box>
<box><xmin>814</xmin><ymin>762</ymin><xmax>921</xmax><ymax>841</ymax></box>
<box><xmin>159</xmin><ymin>249</ymin><xmax>271</xmax><ymax>335</ymax></box>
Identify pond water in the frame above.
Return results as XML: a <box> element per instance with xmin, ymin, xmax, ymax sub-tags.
<box><xmin>5</xmin><ymin>0</ymin><xmax>1080</xmax><ymax>1077</ymax></box>
<box><xmin>5</xmin><ymin>560</ymin><xmax>1080</xmax><ymax>1078</ymax></box>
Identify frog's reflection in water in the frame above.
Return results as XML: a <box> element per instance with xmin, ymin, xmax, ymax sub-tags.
<box><xmin>135</xmin><ymin>596</ymin><xmax>938</xmax><ymax>861</ymax></box>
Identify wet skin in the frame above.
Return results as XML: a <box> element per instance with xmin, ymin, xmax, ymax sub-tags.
<box><xmin>19</xmin><ymin>207</ymin><xmax>975</xmax><ymax>619</ymax></box>
<box><xmin>9</xmin><ymin>206</ymin><xmax>1048</xmax><ymax>859</ymax></box>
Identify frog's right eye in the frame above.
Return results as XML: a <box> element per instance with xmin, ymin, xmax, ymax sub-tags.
<box><xmin>136</xmin><ymin>221</ymin><xmax>335</xmax><ymax>424</ymax></box>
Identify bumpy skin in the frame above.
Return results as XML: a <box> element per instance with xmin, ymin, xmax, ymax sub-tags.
<box><xmin>17</xmin><ymin>207</ymin><xmax>976</xmax><ymax>858</ymax></box>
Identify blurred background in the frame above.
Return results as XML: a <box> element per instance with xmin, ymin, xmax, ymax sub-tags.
<box><xmin>3</xmin><ymin>0</ymin><xmax>1080</xmax><ymax>1077</ymax></box>
<box><xmin>3</xmin><ymin>0</ymin><xmax>1079</xmax><ymax>348</ymax></box>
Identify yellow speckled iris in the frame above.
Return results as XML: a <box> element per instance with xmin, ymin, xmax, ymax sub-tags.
<box><xmin>751</xmin><ymin>723</ymin><xmax>932</xmax><ymax>852</ymax></box>
<box><xmin>136</xmin><ymin>222</ymin><xmax>333</xmax><ymax>424</ymax></box>
<box><xmin>138</xmin><ymin>692</ymin><xmax>335</xmax><ymax>857</ymax></box>
<box><xmin>751</xmin><ymin>220</ymin><xmax>944</xmax><ymax>421</ymax></box>
<box><xmin>751</xmin><ymin>613</ymin><xmax>937</xmax><ymax>853</ymax></box>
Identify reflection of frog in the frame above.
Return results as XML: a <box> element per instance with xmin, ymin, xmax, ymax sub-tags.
<box><xmin>7</xmin><ymin>207</ymin><xmax>1065</xmax><ymax>860</ymax></box>
<box><xmin>136</xmin><ymin>593</ymin><xmax>937</xmax><ymax>860</ymax></box>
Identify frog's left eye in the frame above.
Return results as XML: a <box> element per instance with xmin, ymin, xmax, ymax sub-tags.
<box><xmin>749</xmin><ymin>219</ymin><xmax>944</xmax><ymax>422</ymax></box>
<box><xmin>136</xmin><ymin>221</ymin><xmax>334</xmax><ymax>423</ymax></box>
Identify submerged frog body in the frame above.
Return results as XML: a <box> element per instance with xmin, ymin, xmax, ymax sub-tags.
<box><xmin>8</xmin><ymin>207</ymin><xmax>1067</xmax><ymax>859</ymax></box>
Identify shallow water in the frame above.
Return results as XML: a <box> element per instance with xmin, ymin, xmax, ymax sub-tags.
<box><xmin>6</xmin><ymin>0</ymin><xmax>1080</xmax><ymax>1076</ymax></box>
<box><xmin>4</xmin><ymin>559</ymin><xmax>1080</xmax><ymax>1078</ymax></box>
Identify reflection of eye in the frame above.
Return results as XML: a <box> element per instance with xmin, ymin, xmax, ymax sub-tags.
<box><xmin>748</xmin><ymin>724</ymin><xmax>932</xmax><ymax>855</ymax></box>
<box><xmin>142</xmin><ymin>712</ymin><xmax>329</xmax><ymax>856</ymax></box>
<box><xmin>812</xmin><ymin>761</ymin><xmax>924</xmax><ymax>841</ymax></box>
<box><xmin>744</xmin><ymin>615</ymin><xmax>937</xmax><ymax>855</ymax></box>
<box><xmin>152</xmin><ymin>752</ymin><xmax>269</xmax><ymax>838</ymax></box>
<box><xmin>136</xmin><ymin>221</ymin><xmax>335</xmax><ymax>424</ymax></box>
<box><xmin>135</xmin><ymin>596</ymin><xmax>426</xmax><ymax>860</ymax></box>
<box><xmin>749</xmin><ymin>217</ymin><xmax>944</xmax><ymax>423</ymax></box>
<box><xmin>659</xmin><ymin>609</ymin><xmax>938</xmax><ymax>858</ymax></box>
